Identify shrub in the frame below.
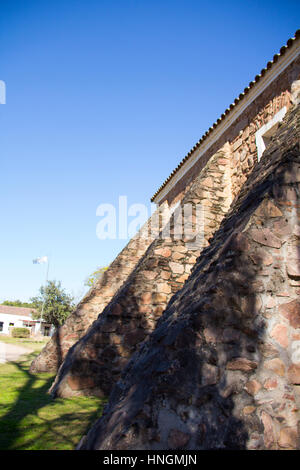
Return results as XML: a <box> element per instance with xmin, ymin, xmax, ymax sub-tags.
<box><xmin>11</xmin><ymin>327</ymin><xmax>30</xmax><ymax>338</ymax></box>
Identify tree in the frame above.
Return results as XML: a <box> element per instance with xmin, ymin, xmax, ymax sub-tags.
<box><xmin>30</xmin><ymin>280</ymin><xmax>75</xmax><ymax>328</ymax></box>
<box><xmin>84</xmin><ymin>266</ymin><xmax>108</xmax><ymax>288</ymax></box>
<box><xmin>2</xmin><ymin>299</ymin><xmax>36</xmax><ymax>308</ymax></box>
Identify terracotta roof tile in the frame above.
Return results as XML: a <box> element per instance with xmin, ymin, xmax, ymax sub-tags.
<box><xmin>0</xmin><ymin>305</ymin><xmax>37</xmax><ymax>317</ymax></box>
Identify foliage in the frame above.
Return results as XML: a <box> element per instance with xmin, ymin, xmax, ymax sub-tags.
<box><xmin>30</xmin><ymin>280</ymin><xmax>75</xmax><ymax>328</ymax></box>
<box><xmin>84</xmin><ymin>266</ymin><xmax>108</xmax><ymax>288</ymax></box>
<box><xmin>2</xmin><ymin>300</ymin><xmax>36</xmax><ymax>308</ymax></box>
<box><xmin>11</xmin><ymin>327</ymin><xmax>30</xmax><ymax>338</ymax></box>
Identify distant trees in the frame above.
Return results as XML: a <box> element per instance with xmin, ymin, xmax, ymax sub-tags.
<box><xmin>30</xmin><ymin>280</ymin><xmax>75</xmax><ymax>328</ymax></box>
<box><xmin>84</xmin><ymin>266</ymin><xmax>108</xmax><ymax>288</ymax></box>
<box><xmin>2</xmin><ymin>300</ymin><xmax>36</xmax><ymax>308</ymax></box>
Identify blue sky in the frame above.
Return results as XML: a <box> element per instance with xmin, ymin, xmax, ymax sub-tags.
<box><xmin>0</xmin><ymin>0</ymin><xmax>299</xmax><ymax>302</ymax></box>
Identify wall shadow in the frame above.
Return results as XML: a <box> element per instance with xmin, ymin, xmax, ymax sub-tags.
<box><xmin>82</xmin><ymin>229</ymin><xmax>265</xmax><ymax>449</ymax></box>
<box><xmin>77</xmin><ymin>139</ymin><xmax>300</xmax><ymax>449</ymax></box>
<box><xmin>0</xmin><ymin>352</ymin><xmax>103</xmax><ymax>450</ymax></box>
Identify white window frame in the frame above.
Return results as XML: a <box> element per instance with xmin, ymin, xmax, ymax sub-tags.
<box><xmin>255</xmin><ymin>106</ymin><xmax>287</xmax><ymax>161</ymax></box>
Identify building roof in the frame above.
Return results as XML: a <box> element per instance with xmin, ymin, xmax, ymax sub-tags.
<box><xmin>151</xmin><ymin>29</ymin><xmax>300</xmax><ymax>203</ymax></box>
<box><xmin>0</xmin><ymin>305</ymin><xmax>36</xmax><ymax>317</ymax></box>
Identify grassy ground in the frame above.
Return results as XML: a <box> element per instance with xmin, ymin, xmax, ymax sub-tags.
<box><xmin>0</xmin><ymin>339</ymin><xmax>105</xmax><ymax>450</ymax></box>
<box><xmin>0</xmin><ymin>335</ymin><xmax>50</xmax><ymax>350</ymax></box>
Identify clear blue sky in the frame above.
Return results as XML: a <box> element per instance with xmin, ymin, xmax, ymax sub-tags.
<box><xmin>0</xmin><ymin>0</ymin><xmax>299</xmax><ymax>303</ymax></box>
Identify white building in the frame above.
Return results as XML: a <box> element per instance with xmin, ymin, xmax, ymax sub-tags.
<box><xmin>0</xmin><ymin>305</ymin><xmax>54</xmax><ymax>336</ymax></box>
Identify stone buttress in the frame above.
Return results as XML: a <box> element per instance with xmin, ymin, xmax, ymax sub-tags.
<box><xmin>30</xmin><ymin>204</ymin><xmax>170</xmax><ymax>373</ymax></box>
<box><xmin>48</xmin><ymin>143</ymin><xmax>233</xmax><ymax>398</ymax></box>
<box><xmin>78</xmin><ymin>104</ymin><xmax>300</xmax><ymax>450</ymax></box>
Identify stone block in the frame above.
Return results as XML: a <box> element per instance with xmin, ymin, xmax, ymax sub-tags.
<box><xmin>270</xmin><ymin>324</ymin><xmax>288</xmax><ymax>348</ymax></box>
<box><xmin>279</xmin><ymin>300</ymin><xmax>300</xmax><ymax>329</ymax></box>
<box><xmin>286</xmin><ymin>259</ymin><xmax>300</xmax><ymax>279</ymax></box>
<box><xmin>288</xmin><ymin>364</ymin><xmax>300</xmax><ymax>384</ymax></box>
<box><xmin>251</xmin><ymin>228</ymin><xmax>282</xmax><ymax>249</ymax></box>
<box><xmin>264</xmin><ymin>358</ymin><xmax>285</xmax><ymax>376</ymax></box>
<box><xmin>233</xmin><ymin>138</ymin><xmax>243</xmax><ymax>151</ymax></box>
<box><xmin>261</xmin><ymin>411</ymin><xmax>276</xmax><ymax>449</ymax></box>
<box><xmin>67</xmin><ymin>376</ymin><xmax>95</xmax><ymax>391</ymax></box>
<box><xmin>154</xmin><ymin>247</ymin><xmax>172</xmax><ymax>258</ymax></box>
<box><xmin>226</xmin><ymin>358</ymin><xmax>258</xmax><ymax>372</ymax></box>
<box><xmin>167</xmin><ymin>429</ymin><xmax>190</xmax><ymax>449</ymax></box>
<box><xmin>244</xmin><ymin>379</ymin><xmax>262</xmax><ymax>396</ymax></box>
<box><xmin>278</xmin><ymin>427</ymin><xmax>298</xmax><ymax>449</ymax></box>
<box><xmin>153</xmin><ymin>293</ymin><xmax>168</xmax><ymax>304</ymax></box>
<box><xmin>201</xmin><ymin>363</ymin><xmax>219</xmax><ymax>386</ymax></box>
<box><xmin>263</xmin><ymin>378</ymin><xmax>278</xmax><ymax>390</ymax></box>
<box><xmin>169</xmin><ymin>262</ymin><xmax>184</xmax><ymax>274</ymax></box>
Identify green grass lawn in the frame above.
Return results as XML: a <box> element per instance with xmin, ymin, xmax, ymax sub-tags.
<box><xmin>0</xmin><ymin>339</ymin><xmax>105</xmax><ymax>450</ymax></box>
<box><xmin>0</xmin><ymin>335</ymin><xmax>50</xmax><ymax>351</ymax></box>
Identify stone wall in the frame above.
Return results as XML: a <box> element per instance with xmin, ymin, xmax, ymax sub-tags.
<box><xmin>77</xmin><ymin>104</ymin><xmax>300</xmax><ymax>450</ymax></box>
<box><xmin>229</xmin><ymin>81</ymin><xmax>291</xmax><ymax>199</ymax></box>
<box><xmin>48</xmin><ymin>143</ymin><xmax>233</xmax><ymax>398</ymax></box>
<box><xmin>30</xmin><ymin>205</ymin><xmax>170</xmax><ymax>373</ymax></box>
<box><xmin>192</xmin><ymin>142</ymin><xmax>232</xmax><ymax>243</ymax></box>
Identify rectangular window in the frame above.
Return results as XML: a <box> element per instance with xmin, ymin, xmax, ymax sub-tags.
<box><xmin>255</xmin><ymin>107</ymin><xmax>287</xmax><ymax>161</ymax></box>
<box><xmin>0</xmin><ymin>322</ymin><xmax>3</xmax><ymax>332</ymax></box>
<box><xmin>43</xmin><ymin>326</ymin><xmax>51</xmax><ymax>336</ymax></box>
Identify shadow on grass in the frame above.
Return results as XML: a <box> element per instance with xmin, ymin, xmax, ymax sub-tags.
<box><xmin>0</xmin><ymin>352</ymin><xmax>105</xmax><ymax>450</ymax></box>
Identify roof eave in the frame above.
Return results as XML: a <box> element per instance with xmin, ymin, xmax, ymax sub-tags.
<box><xmin>151</xmin><ymin>29</ymin><xmax>300</xmax><ymax>204</ymax></box>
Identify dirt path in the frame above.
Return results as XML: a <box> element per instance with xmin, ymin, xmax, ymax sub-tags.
<box><xmin>0</xmin><ymin>341</ymin><xmax>33</xmax><ymax>364</ymax></box>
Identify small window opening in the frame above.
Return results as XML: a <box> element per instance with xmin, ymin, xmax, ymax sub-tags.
<box><xmin>255</xmin><ymin>107</ymin><xmax>287</xmax><ymax>161</ymax></box>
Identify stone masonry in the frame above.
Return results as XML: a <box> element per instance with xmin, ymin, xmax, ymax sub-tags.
<box><xmin>48</xmin><ymin>143</ymin><xmax>233</xmax><ymax>398</ymax></box>
<box><xmin>78</xmin><ymin>103</ymin><xmax>300</xmax><ymax>450</ymax></box>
